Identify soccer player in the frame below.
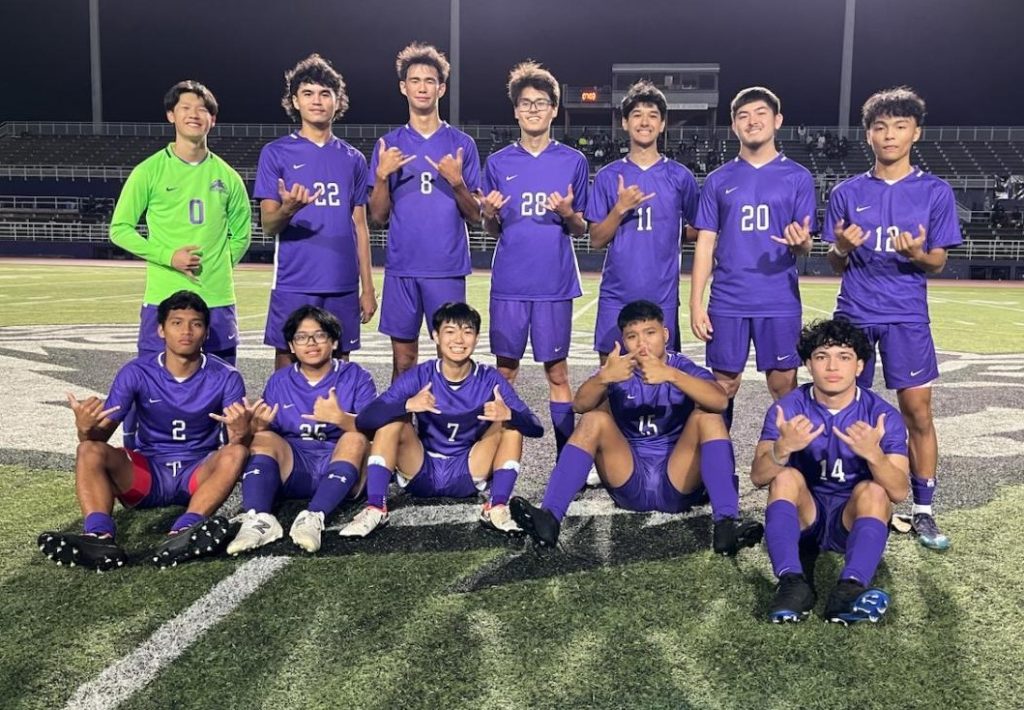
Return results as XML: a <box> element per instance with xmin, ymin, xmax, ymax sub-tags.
<box><xmin>227</xmin><ymin>306</ymin><xmax>377</xmax><ymax>554</ymax></box>
<box><xmin>110</xmin><ymin>80</ymin><xmax>251</xmax><ymax>365</ymax></box>
<box><xmin>754</xmin><ymin>319</ymin><xmax>909</xmax><ymax>624</ymax></box>
<box><xmin>369</xmin><ymin>43</ymin><xmax>482</xmax><ymax>381</ymax></box>
<box><xmin>38</xmin><ymin>292</ymin><xmax>252</xmax><ymax>571</ymax></box>
<box><xmin>511</xmin><ymin>301</ymin><xmax>763</xmax><ymax>556</ymax></box>
<box><xmin>586</xmin><ymin>81</ymin><xmax>699</xmax><ymax>360</ymax></box>
<box><xmin>480</xmin><ymin>61</ymin><xmax>588</xmax><ymax>456</ymax></box>
<box><xmin>255</xmin><ymin>54</ymin><xmax>377</xmax><ymax>370</ymax></box>
<box><xmin>689</xmin><ymin>87</ymin><xmax>816</xmax><ymax>427</ymax></box>
<box><xmin>824</xmin><ymin>87</ymin><xmax>961</xmax><ymax>550</ymax></box>
<box><xmin>340</xmin><ymin>302</ymin><xmax>543</xmax><ymax>537</ymax></box>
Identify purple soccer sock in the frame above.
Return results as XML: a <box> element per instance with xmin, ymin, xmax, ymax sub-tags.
<box><xmin>83</xmin><ymin>512</ymin><xmax>116</xmax><ymax>538</ymax></box>
<box><xmin>240</xmin><ymin>454</ymin><xmax>281</xmax><ymax>513</ymax></box>
<box><xmin>170</xmin><ymin>511</ymin><xmax>206</xmax><ymax>534</ymax></box>
<box><xmin>365</xmin><ymin>459</ymin><xmax>393</xmax><ymax>510</ymax></box>
<box><xmin>308</xmin><ymin>461</ymin><xmax>359</xmax><ymax>515</ymax></box>
<box><xmin>549</xmin><ymin>401</ymin><xmax>575</xmax><ymax>457</ymax></box>
<box><xmin>540</xmin><ymin>444</ymin><xmax>594</xmax><ymax>522</ymax></box>
<box><xmin>700</xmin><ymin>439</ymin><xmax>739</xmax><ymax>521</ymax></box>
<box><xmin>489</xmin><ymin>463</ymin><xmax>520</xmax><ymax>506</ymax></box>
<box><xmin>840</xmin><ymin>517</ymin><xmax>889</xmax><ymax>585</ymax></box>
<box><xmin>765</xmin><ymin>500</ymin><xmax>803</xmax><ymax>578</ymax></box>
<box><xmin>911</xmin><ymin>474</ymin><xmax>936</xmax><ymax>507</ymax></box>
<box><xmin>722</xmin><ymin>397</ymin><xmax>736</xmax><ymax>432</ymax></box>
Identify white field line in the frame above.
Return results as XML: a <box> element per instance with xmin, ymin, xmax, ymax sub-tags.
<box><xmin>572</xmin><ymin>296</ymin><xmax>600</xmax><ymax>321</ymax></box>
<box><xmin>64</xmin><ymin>556</ymin><xmax>292</xmax><ymax>710</ymax></box>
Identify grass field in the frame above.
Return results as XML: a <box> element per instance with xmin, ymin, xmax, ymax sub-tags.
<box><xmin>2</xmin><ymin>261</ymin><xmax>1024</xmax><ymax>709</ymax></box>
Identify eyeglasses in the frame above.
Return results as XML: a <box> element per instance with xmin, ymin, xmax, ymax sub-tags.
<box><xmin>292</xmin><ymin>331</ymin><xmax>331</xmax><ymax>345</ymax></box>
<box><xmin>516</xmin><ymin>98</ymin><xmax>553</xmax><ymax>112</ymax></box>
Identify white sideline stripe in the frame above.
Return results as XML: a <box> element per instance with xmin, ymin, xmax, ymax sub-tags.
<box><xmin>572</xmin><ymin>296</ymin><xmax>600</xmax><ymax>321</ymax></box>
<box><xmin>64</xmin><ymin>556</ymin><xmax>292</xmax><ymax>710</ymax></box>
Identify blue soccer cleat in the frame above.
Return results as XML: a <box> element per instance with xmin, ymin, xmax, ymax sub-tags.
<box><xmin>768</xmin><ymin>573</ymin><xmax>816</xmax><ymax>624</ymax></box>
<box><xmin>912</xmin><ymin>513</ymin><xmax>951</xmax><ymax>551</ymax></box>
<box><xmin>824</xmin><ymin>579</ymin><xmax>890</xmax><ymax>625</ymax></box>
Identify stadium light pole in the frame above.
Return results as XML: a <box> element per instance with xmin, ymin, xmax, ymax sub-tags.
<box><xmin>838</xmin><ymin>0</ymin><xmax>856</xmax><ymax>137</ymax></box>
<box><xmin>89</xmin><ymin>0</ymin><xmax>103</xmax><ymax>129</ymax></box>
<box><xmin>449</xmin><ymin>0</ymin><xmax>460</xmax><ymax>126</ymax></box>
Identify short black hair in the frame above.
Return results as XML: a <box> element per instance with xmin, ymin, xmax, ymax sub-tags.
<box><xmin>621</xmin><ymin>80</ymin><xmax>667</xmax><ymax>120</ymax></box>
<box><xmin>395</xmin><ymin>42</ymin><xmax>450</xmax><ymax>83</ymax></box>
<box><xmin>617</xmin><ymin>300</ymin><xmax>665</xmax><ymax>331</ymax></box>
<box><xmin>861</xmin><ymin>86</ymin><xmax>926</xmax><ymax>130</ymax></box>
<box><xmin>283</xmin><ymin>305</ymin><xmax>341</xmax><ymax>344</ymax></box>
<box><xmin>507</xmin><ymin>60</ymin><xmax>560</xmax><ymax>106</ymax></box>
<box><xmin>281</xmin><ymin>53</ymin><xmax>349</xmax><ymax>122</ymax></box>
<box><xmin>730</xmin><ymin>86</ymin><xmax>781</xmax><ymax>118</ymax></box>
<box><xmin>157</xmin><ymin>290</ymin><xmax>210</xmax><ymax>327</ymax></box>
<box><xmin>797</xmin><ymin>319</ymin><xmax>872</xmax><ymax>362</ymax></box>
<box><xmin>163</xmin><ymin>80</ymin><xmax>219</xmax><ymax>116</ymax></box>
<box><xmin>431</xmin><ymin>302</ymin><xmax>481</xmax><ymax>334</ymax></box>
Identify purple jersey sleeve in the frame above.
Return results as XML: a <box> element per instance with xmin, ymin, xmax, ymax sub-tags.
<box><xmin>490</xmin><ymin>371</ymin><xmax>544</xmax><ymax>438</ymax></box>
<box><xmin>572</xmin><ymin>153</ymin><xmax>589</xmax><ymax>215</ymax></box>
<box><xmin>584</xmin><ymin>166</ymin><xmax>615</xmax><ymax>224</ymax></box>
<box><xmin>879</xmin><ymin>407</ymin><xmax>909</xmax><ymax>456</ymax></box>
<box><xmin>355</xmin><ymin>366</ymin><xmax>422</xmax><ymax>432</ymax></box>
<box><xmin>794</xmin><ymin>169</ymin><xmax>818</xmax><ymax>231</ymax></box>
<box><xmin>693</xmin><ymin>170</ymin><xmax>720</xmax><ymax>233</ymax></box>
<box><xmin>103</xmin><ymin>362</ymin><xmax>141</xmax><ymax>424</ymax></box>
<box><xmin>822</xmin><ymin>182</ymin><xmax>848</xmax><ymax>244</ymax></box>
<box><xmin>253</xmin><ymin>142</ymin><xmax>280</xmax><ymax>202</ymax></box>
<box><xmin>680</xmin><ymin>166</ymin><xmax>699</xmax><ymax>226</ymax></box>
<box><xmin>352</xmin><ymin>366</ymin><xmax>378</xmax><ymax>412</ymax></box>
<box><xmin>928</xmin><ymin>182</ymin><xmax>962</xmax><ymax>250</ymax></box>
<box><xmin>220</xmin><ymin>369</ymin><xmax>246</xmax><ymax>412</ymax></box>
<box><xmin>460</xmin><ymin>134</ymin><xmax>482</xmax><ymax>193</ymax></box>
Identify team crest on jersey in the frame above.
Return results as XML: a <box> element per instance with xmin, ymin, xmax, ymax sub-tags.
<box><xmin>209</xmin><ymin>179</ymin><xmax>227</xmax><ymax>193</ymax></box>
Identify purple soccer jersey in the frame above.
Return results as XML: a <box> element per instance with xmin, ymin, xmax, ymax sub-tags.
<box><xmin>585</xmin><ymin>157</ymin><xmax>699</xmax><ymax>305</ymax></box>
<box><xmin>253</xmin><ymin>134</ymin><xmax>369</xmax><ymax>293</ymax></box>
<box><xmin>261</xmin><ymin>359</ymin><xmax>377</xmax><ymax>446</ymax></box>
<box><xmin>823</xmin><ymin>169</ymin><xmax>962</xmax><ymax>324</ymax></box>
<box><xmin>604</xmin><ymin>352</ymin><xmax>716</xmax><ymax>458</ymax></box>
<box><xmin>759</xmin><ymin>383</ymin><xmax>908</xmax><ymax>496</ymax></box>
<box><xmin>356</xmin><ymin>359</ymin><xmax>543</xmax><ymax>456</ymax></box>
<box><xmin>693</xmin><ymin>155</ymin><xmax>817</xmax><ymax>317</ymax></box>
<box><xmin>484</xmin><ymin>141</ymin><xmax>588</xmax><ymax>301</ymax></box>
<box><xmin>105</xmin><ymin>353</ymin><xmax>246</xmax><ymax>459</ymax></box>
<box><xmin>370</xmin><ymin>123</ymin><xmax>481</xmax><ymax>277</ymax></box>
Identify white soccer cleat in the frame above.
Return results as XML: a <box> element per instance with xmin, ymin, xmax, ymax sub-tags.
<box><xmin>480</xmin><ymin>503</ymin><xmax>521</xmax><ymax>534</ymax></box>
<box><xmin>289</xmin><ymin>510</ymin><xmax>325</xmax><ymax>553</ymax></box>
<box><xmin>226</xmin><ymin>510</ymin><xmax>282</xmax><ymax>555</ymax></box>
<box><xmin>339</xmin><ymin>506</ymin><xmax>389</xmax><ymax>538</ymax></box>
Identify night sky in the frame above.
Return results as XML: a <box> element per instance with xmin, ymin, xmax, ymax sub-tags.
<box><xmin>3</xmin><ymin>0</ymin><xmax>1020</xmax><ymax>127</ymax></box>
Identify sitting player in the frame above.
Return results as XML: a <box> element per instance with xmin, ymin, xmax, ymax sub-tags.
<box><xmin>341</xmin><ymin>302</ymin><xmax>544</xmax><ymax>537</ymax></box>
<box><xmin>510</xmin><ymin>300</ymin><xmax>763</xmax><ymax>555</ymax></box>
<box><xmin>753</xmin><ymin>319</ymin><xmax>909</xmax><ymax>625</ymax></box>
<box><xmin>38</xmin><ymin>291</ymin><xmax>251</xmax><ymax>570</ymax></box>
<box><xmin>227</xmin><ymin>306</ymin><xmax>377</xmax><ymax>554</ymax></box>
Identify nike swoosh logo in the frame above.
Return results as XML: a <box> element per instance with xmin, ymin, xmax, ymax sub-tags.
<box><xmin>292</xmin><ymin>164</ymin><xmax>306</xmax><ymax>169</ymax></box>
<box><xmin>505</xmin><ymin>175</ymin><xmax>517</xmax><ymax>181</ymax></box>
<box><xmin>725</xmin><ymin>187</ymin><xmax>739</xmax><ymax>194</ymax></box>
<box><xmin>626</xmin><ymin>395</ymin><xmax>636</xmax><ymax>400</ymax></box>
<box><xmin>855</xmin><ymin>205</ymin><xmax>871</xmax><ymax>212</ymax></box>
<box><xmin>282</xmin><ymin>404</ymin><xmax>295</xmax><ymax>409</ymax></box>
<box><xmin>349</xmin><ymin>338</ymin><xmax>358</xmax><ymax>344</ymax></box>
<box><xmin>148</xmin><ymin>398</ymin><xmax>162</xmax><ymax>403</ymax></box>
<box><xmin>228</xmin><ymin>334</ymin><xmax>237</xmax><ymax>340</ymax></box>
<box><xmin>165</xmin><ymin>187</ymin><xmax>177</xmax><ymax>192</ymax></box>
<box><xmin>910</xmin><ymin>369</ymin><xmax>925</xmax><ymax>377</ymax></box>
<box><xmin>553</xmin><ymin>347</ymin><xmax>562</xmax><ymax>352</ymax></box>
<box><xmin>776</xmin><ymin>355</ymin><xmax>789</xmax><ymax>361</ymax></box>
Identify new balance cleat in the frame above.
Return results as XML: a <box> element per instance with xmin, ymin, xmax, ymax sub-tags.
<box><xmin>151</xmin><ymin>516</ymin><xmax>229</xmax><ymax>569</ymax></box>
<box><xmin>226</xmin><ymin>510</ymin><xmax>283</xmax><ymax>555</ymax></box>
<box><xmin>480</xmin><ymin>503</ymin><xmax>521</xmax><ymax>535</ymax></box>
<box><xmin>768</xmin><ymin>573</ymin><xmax>816</xmax><ymax>624</ymax></box>
<box><xmin>509</xmin><ymin>497</ymin><xmax>560</xmax><ymax>549</ymax></box>
<box><xmin>712</xmin><ymin>517</ymin><xmax>765</xmax><ymax>556</ymax></box>
<box><xmin>912</xmin><ymin>513</ymin><xmax>951</xmax><ymax>551</ymax></box>
<box><xmin>38</xmin><ymin>532</ymin><xmax>126</xmax><ymax>572</ymax></box>
<box><xmin>339</xmin><ymin>506</ymin><xmax>389</xmax><ymax>538</ymax></box>
<box><xmin>824</xmin><ymin>578</ymin><xmax>890</xmax><ymax>625</ymax></box>
<box><xmin>289</xmin><ymin>510</ymin><xmax>325</xmax><ymax>553</ymax></box>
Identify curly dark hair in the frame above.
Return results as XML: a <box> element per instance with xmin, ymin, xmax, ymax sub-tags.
<box><xmin>281</xmin><ymin>54</ymin><xmax>348</xmax><ymax>122</ymax></box>
<box><xmin>861</xmin><ymin>86</ymin><xmax>926</xmax><ymax>130</ymax></box>
<box><xmin>797</xmin><ymin>319</ymin><xmax>872</xmax><ymax>362</ymax></box>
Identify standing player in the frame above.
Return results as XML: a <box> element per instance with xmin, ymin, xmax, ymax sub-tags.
<box><xmin>754</xmin><ymin>320</ymin><xmax>909</xmax><ymax>624</ymax></box>
<box><xmin>340</xmin><ymin>303</ymin><xmax>543</xmax><ymax>537</ymax></box>
<box><xmin>511</xmin><ymin>301</ymin><xmax>763</xmax><ymax>556</ymax></box>
<box><xmin>110</xmin><ymin>80</ymin><xmax>251</xmax><ymax>365</ymax></box>
<box><xmin>689</xmin><ymin>87</ymin><xmax>816</xmax><ymax>427</ymax></box>
<box><xmin>480</xmin><ymin>61</ymin><xmax>588</xmax><ymax>456</ymax></box>
<box><xmin>38</xmin><ymin>292</ymin><xmax>252</xmax><ymax>570</ymax></box>
<box><xmin>227</xmin><ymin>306</ymin><xmax>377</xmax><ymax>554</ymax></box>
<box><xmin>255</xmin><ymin>54</ymin><xmax>377</xmax><ymax>370</ymax></box>
<box><xmin>586</xmin><ymin>81</ymin><xmax>699</xmax><ymax>360</ymax></box>
<box><xmin>824</xmin><ymin>87</ymin><xmax>961</xmax><ymax>550</ymax></box>
<box><xmin>369</xmin><ymin>43</ymin><xmax>482</xmax><ymax>381</ymax></box>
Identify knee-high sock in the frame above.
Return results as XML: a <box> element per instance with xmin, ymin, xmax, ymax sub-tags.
<box><xmin>84</xmin><ymin>512</ymin><xmax>116</xmax><ymax>538</ymax></box>
<box><xmin>840</xmin><ymin>517</ymin><xmax>888</xmax><ymax>586</ymax></box>
<box><xmin>308</xmin><ymin>461</ymin><xmax>359</xmax><ymax>515</ymax></box>
<box><xmin>365</xmin><ymin>456</ymin><xmax>393</xmax><ymax>510</ymax></box>
<box><xmin>490</xmin><ymin>461</ymin><xmax>520</xmax><ymax>506</ymax></box>
<box><xmin>911</xmin><ymin>474</ymin><xmax>936</xmax><ymax>511</ymax></box>
<box><xmin>765</xmin><ymin>500</ymin><xmax>803</xmax><ymax>578</ymax></box>
<box><xmin>240</xmin><ymin>454</ymin><xmax>281</xmax><ymax>514</ymax></box>
<box><xmin>170</xmin><ymin>511</ymin><xmax>206</xmax><ymax>534</ymax></box>
<box><xmin>540</xmin><ymin>444</ymin><xmax>593</xmax><ymax>522</ymax></box>
<box><xmin>700</xmin><ymin>439</ymin><xmax>739</xmax><ymax>521</ymax></box>
<box><xmin>549</xmin><ymin>402</ymin><xmax>575</xmax><ymax>458</ymax></box>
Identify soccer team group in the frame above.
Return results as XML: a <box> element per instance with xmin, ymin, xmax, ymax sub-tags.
<box><xmin>39</xmin><ymin>42</ymin><xmax>961</xmax><ymax>626</ymax></box>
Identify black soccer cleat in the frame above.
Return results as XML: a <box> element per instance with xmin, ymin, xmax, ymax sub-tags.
<box><xmin>509</xmin><ymin>497</ymin><xmax>561</xmax><ymax>550</ymax></box>
<box><xmin>150</xmin><ymin>515</ymin><xmax>229</xmax><ymax>569</ymax></box>
<box><xmin>824</xmin><ymin>578</ymin><xmax>890</xmax><ymax>625</ymax></box>
<box><xmin>712</xmin><ymin>517</ymin><xmax>765</xmax><ymax>556</ymax></box>
<box><xmin>768</xmin><ymin>573</ymin><xmax>817</xmax><ymax>624</ymax></box>
<box><xmin>38</xmin><ymin>532</ymin><xmax>127</xmax><ymax>572</ymax></box>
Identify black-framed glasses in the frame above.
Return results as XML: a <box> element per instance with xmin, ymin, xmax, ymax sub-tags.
<box><xmin>517</xmin><ymin>98</ymin><xmax>552</xmax><ymax>111</ymax></box>
<box><xmin>292</xmin><ymin>331</ymin><xmax>331</xmax><ymax>345</ymax></box>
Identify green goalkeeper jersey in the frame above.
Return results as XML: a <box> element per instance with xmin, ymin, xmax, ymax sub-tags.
<box><xmin>110</xmin><ymin>144</ymin><xmax>251</xmax><ymax>307</ymax></box>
